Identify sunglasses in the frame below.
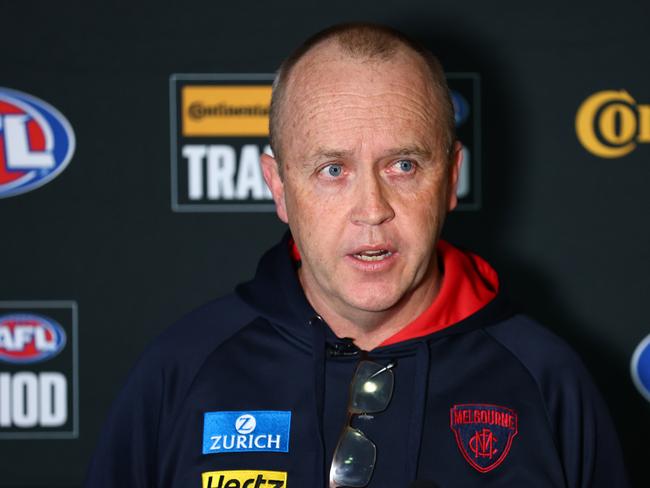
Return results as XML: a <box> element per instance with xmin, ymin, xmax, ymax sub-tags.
<box><xmin>329</xmin><ymin>359</ymin><xmax>396</xmax><ymax>488</ymax></box>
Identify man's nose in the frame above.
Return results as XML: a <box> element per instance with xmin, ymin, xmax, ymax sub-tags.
<box><xmin>350</xmin><ymin>173</ymin><xmax>395</xmax><ymax>226</ymax></box>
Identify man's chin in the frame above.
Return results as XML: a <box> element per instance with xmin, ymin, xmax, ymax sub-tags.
<box><xmin>338</xmin><ymin>289</ymin><xmax>403</xmax><ymax>315</ymax></box>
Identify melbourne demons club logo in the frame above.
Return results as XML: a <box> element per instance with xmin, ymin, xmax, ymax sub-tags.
<box><xmin>450</xmin><ymin>404</ymin><xmax>518</xmax><ymax>473</ymax></box>
<box><xmin>0</xmin><ymin>88</ymin><xmax>75</xmax><ymax>198</ymax></box>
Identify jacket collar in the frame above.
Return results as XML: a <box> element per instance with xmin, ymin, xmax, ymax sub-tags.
<box><xmin>236</xmin><ymin>231</ymin><xmax>512</xmax><ymax>352</ymax></box>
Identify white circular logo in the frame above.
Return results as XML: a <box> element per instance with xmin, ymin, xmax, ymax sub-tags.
<box><xmin>235</xmin><ymin>414</ymin><xmax>256</xmax><ymax>434</ymax></box>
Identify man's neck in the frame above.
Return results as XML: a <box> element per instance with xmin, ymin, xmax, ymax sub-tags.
<box><xmin>299</xmin><ymin>267</ymin><xmax>443</xmax><ymax>351</ymax></box>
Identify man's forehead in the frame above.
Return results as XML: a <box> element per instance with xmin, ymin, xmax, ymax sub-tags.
<box><xmin>281</xmin><ymin>49</ymin><xmax>438</xmax><ymax>135</ymax></box>
<box><xmin>285</xmin><ymin>41</ymin><xmax>434</xmax><ymax>101</ymax></box>
<box><xmin>275</xmin><ymin>41</ymin><xmax>447</xmax><ymax>162</ymax></box>
<box><xmin>295</xmin><ymin>126</ymin><xmax>439</xmax><ymax>165</ymax></box>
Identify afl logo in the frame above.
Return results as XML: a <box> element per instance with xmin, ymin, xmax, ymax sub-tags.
<box><xmin>0</xmin><ymin>313</ymin><xmax>67</xmax><ymax>364</ymax></box>
<box><xmin>631</xmin><ymin>334</ymin><xmax>650</xmax><ymax>402</ymax></box>
<box><xmin>0</xmin><ymin>88</ymin><xmax>75</xmax><ymax>198</ymax></box>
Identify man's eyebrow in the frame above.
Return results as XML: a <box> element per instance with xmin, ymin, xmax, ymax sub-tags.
<box><xmin>307</xmin><ymin>146</ymin><xmax>433</xmax><ymax>161</ymax></box>
<box><xmin>298</xmin><ymin>149</ymin><xmax>352</xmax><ymax>169</ymax></box>
<box><xmin>382</xmin><ymin>146</ymin><xmax>433</xmax><ymax>159</ymax></box>
<box><xmin>310</xmin><ymin>148</ymin><xmax>353</xmax><ymax>160</ymax></box>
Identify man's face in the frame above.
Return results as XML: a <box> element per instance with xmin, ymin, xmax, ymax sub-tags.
<box><xmin>262</xmin><ymin>44</ymin><xmax>461</xmax><ymax>322</ymax></box>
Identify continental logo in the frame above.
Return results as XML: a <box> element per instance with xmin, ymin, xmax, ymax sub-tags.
<box><xmin>182</xmin><ymin>86</ymin><xmax>271</xmax><ymax>137</ymax></box>
<box><xmin>202</xmin><ymin>470</ymin><xmax>287</xmax><ymax>488</ymax></box>
<box><xmin>576</xmin><ymin>90</ymin><xmax>650</xmax><ymax>158</ymax></box>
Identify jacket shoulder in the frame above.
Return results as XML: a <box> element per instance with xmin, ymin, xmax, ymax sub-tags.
<box><xmin>484</xmin><ymin>314</ymin><xmax>588</xmax><ymax>378</ymax></box>
<box><xmin>145</xmin><ymin>293</ymin><xmax>259</xmax><ymax>367</ymax></box>
<box><xmin>84</xmin><ymin>293</ymin><xmax>259</xmax><ymax>487</ymax></box>
<box><xmin>483</xmin><ymin>314</ymin><xmax>604</xmax><ymax>432</ymax></box>
<box><xmin>484</xmin><ymin>315</ymin><xmax>629</xmax><ymax>488</ymax></box>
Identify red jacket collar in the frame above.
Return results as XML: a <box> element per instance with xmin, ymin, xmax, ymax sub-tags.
<box><xmin>381</xmin><ymin>240</ymin><xmax>498</xmax><ymax>345</ymax></box>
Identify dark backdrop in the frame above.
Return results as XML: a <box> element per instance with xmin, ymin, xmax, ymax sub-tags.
<box><xmin>1</xmin><ymin>0</ymin><xmax>649</xmax><ymax>486</ymax></box>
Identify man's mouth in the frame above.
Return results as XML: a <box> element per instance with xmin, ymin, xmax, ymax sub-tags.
<box><xmin>352</xmin><ymin>249</ymin><xmax>394</xmax><ymax>262</ymax></box>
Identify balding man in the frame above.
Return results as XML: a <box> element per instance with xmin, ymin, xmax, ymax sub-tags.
<box><xmin>86</xmin><ymin>24</ymin><xmax>628</xmax><ymax>488</ymax></box>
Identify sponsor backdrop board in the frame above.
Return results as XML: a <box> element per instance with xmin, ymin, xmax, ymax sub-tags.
<box><xmin>170</xmin><ymin>74</ymin><xmax>481</xmax><ymax>211</ymax></box>
<box><xmin>0</xmin><ymin>302</ymin><xmax>78</xmax><ymax>439</ymax></box>
<box><xmin>1</xmin><ymin>0</ymin><xmax>649</xmax><ymax>486</ymax></box>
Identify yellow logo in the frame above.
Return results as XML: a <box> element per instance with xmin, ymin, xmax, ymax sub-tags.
<box><xmin>201</xmin><ymin>469</ymin><xmax>287</xmax><ymax>488</ymax></box>
<box><xmin>575</xmin><ymin>90</ymin><xmax>650</xmax><ymax>158</ymax></box>
<box><xmin>182</xmin><ymin>85</ymin><xmax>272</xmax><ymax>137</ymax></box>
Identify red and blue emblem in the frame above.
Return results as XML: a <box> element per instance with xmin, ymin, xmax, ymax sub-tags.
<box><xmin>450</xmin><ymin>404</ymin><xmax>518</xmax><ymax>473</ymax></box>
<box><xmin>0</xmin><ymin>313</ymin><xmax>67</xmax><ymax>364</ymax></box>
<box><xmin>0</xmin><ymin>88</ymin><xmax>75</xmax><ymax>198</ymax></box>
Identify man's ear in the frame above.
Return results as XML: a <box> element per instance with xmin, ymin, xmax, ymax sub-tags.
<box><xmin>261</xmin><ymin>152</ymin><xmax>289</xmax><ymax>223</ymax></box>
<box><xmin>447</xmin><ymin>141</ymin><xmax>463</xmax><ymax>212</ymax></box>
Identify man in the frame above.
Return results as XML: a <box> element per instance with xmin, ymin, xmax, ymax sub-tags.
<box><xmin>86</xmin><ymin>24</ymin><xmax>629</xmax><ymax>487</ymax></box>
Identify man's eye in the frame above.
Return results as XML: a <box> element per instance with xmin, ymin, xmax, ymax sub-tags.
<box><xmin>321</xmin><ymin>164</ymin><xmax>343</xmax><ymax>177</ymax></box>
<box><xmin>394</xmin><ymin>160</ymin><xmax>414</xmax><ymax>172</ymax></box>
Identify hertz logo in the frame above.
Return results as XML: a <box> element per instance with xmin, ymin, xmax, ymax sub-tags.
<box><xmin>182</xmin><ymin>86</ymin><xmax>271</xmax><ymax>137</ymax></box>
<box><xmin>576</xmin><ymin>90</ymin><xmax>650</xmax><ymax>158</ymax></box>
<box><xmin>202</xmin><ymin>470</ymin><xmax>287</xmax><ymax>488</ymax></box>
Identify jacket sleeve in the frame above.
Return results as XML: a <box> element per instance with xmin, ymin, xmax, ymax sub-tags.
<box><xmin>487</xmin><ymin>316</ymin><xmax>630</xmax><ymax>488</ymax></box>
<box><xmin>84</xmin><ymin>350</ymin><xmax>164</xmax><ymax>488</ymax></box>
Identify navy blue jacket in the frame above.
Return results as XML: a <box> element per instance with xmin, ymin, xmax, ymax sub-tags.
<box><xmin>85</xmin><ymin>235</ymin><xmax>629</xmax><ymax>487</ymax></box>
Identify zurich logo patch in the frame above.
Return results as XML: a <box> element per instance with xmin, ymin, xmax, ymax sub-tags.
<box><xmin>0</xmin><ymin>313</ymin><xmax>67</xmax><ymax>364</ymax></box>
<box><xmin>0</xmin><ymin>88</ymin><xmax>75</xmax><ymax>198</ymax></box>
<box><xmin>631</xmin><ymin>334</ymin><xmax>650</xmax><ymax>402</ymax></box>
<box><xmin>450</xmin><ymin>404</ymin><xmax>518</xmax><ymax>473</ymax></box>
<box><xmin>202</xmin><ymin>410</ymin><xmax>291</xmax><ymax>454</ymax></box>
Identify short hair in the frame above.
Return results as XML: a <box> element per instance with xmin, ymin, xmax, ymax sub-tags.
<box><xmin>268</xmin><ymin>23</ymin><xmax>456</xmax><ymax>166</ymax></box>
